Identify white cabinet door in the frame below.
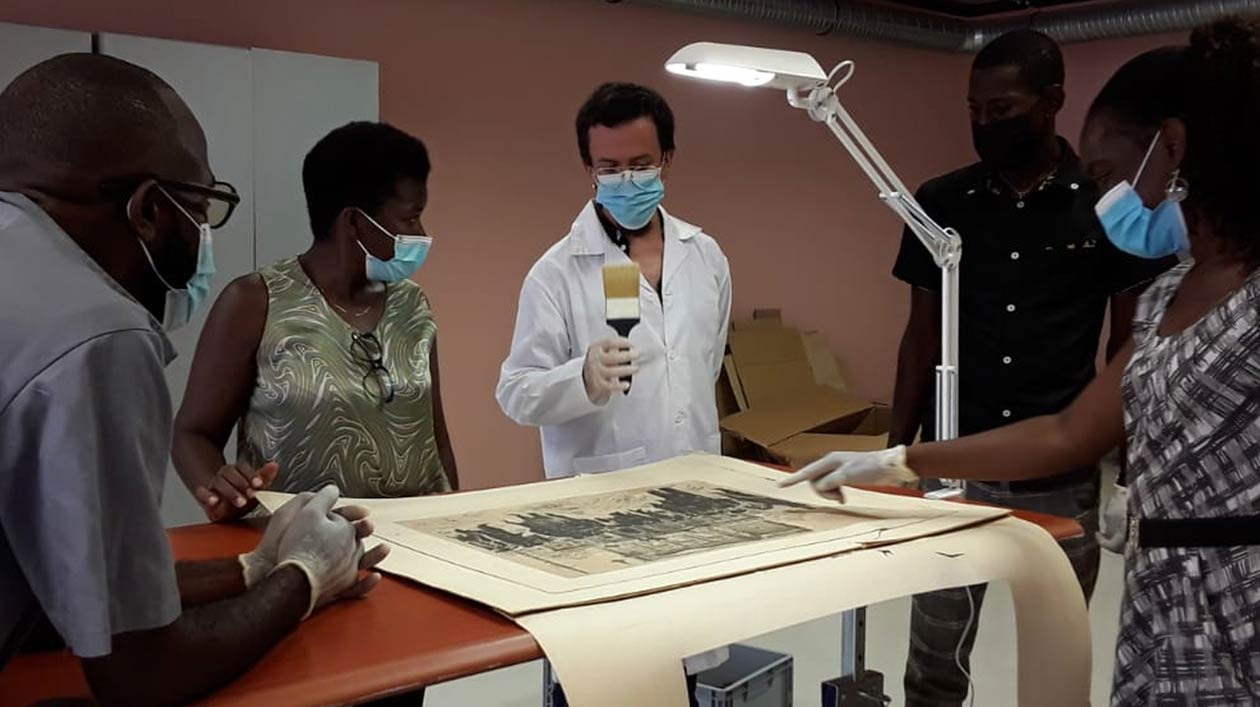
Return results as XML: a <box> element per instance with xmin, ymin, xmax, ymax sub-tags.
<box><xmin>98</xmin><ymin>33</ymin><xmax>256</xmax><ymax>527</ymax></box>
<box><xmin>252</xmin><ymin>48</ymin><xmax>378</xmax><ymax>268</ymax></box>
<box><xmin>0</xmin><ymin>22</ymin><xmax>91</xmax><ymax>90</ymax></box>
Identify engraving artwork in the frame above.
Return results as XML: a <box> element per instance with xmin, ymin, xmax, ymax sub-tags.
<box><xmin>401</xmin><ymin>482</ymin><xmax>860</xmax><ymax>578</ymax></box>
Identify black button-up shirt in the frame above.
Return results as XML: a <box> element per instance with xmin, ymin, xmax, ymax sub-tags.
<box><xmin>893</xmin><ymin>140</ymin><xmax>1174</xmax><ymax>440</ymax></box>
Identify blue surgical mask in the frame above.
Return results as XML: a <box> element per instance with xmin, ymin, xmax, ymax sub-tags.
<box><xmin>1095</xmin><ymin>131</ymin><xmax>1188</xmax><ymax>259</ymax></box>
<box><xmin>595</xmin><ymin>167</ymin><xmax>665</xmax><ymax>231</ymax></box>
<box><xmin>135</xmin><ymin>187</ymin><xmax>216</xmax><ymax>331</ymax></box>
<box><xmin>356</xmin><ymin>209</ymin><xmax>432</xmax><ymax>283</ymax></box>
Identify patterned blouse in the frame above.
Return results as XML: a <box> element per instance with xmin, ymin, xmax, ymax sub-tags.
<box><xmin>1112</xmin><ymin>261</ymin><xmax>1260</xmax><ymax>705</ymax></box>
<box><xmin>236</xmin><ymin>257</ymin><xmax>450</xmax><ymax>498</ymax></box>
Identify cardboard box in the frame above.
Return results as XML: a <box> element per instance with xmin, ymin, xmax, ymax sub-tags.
<box><xmin>716</xmin><ymin>355</ymin><xmax>746</xmax><ymax>419</ymax></box>
<box><xmin>718</xmin><ymin>313</ymin><xmax>890</xmax><ymax>468</ymax></box>
<box><xmin>802</xmin><ymin>331</ymin><xmax>848</xmax><ymax>393</ymax></box>
<box><xmin>769</xmin><ymin>407</ymin><xmax>892</xmax><ymax>468</ymax></box>
<box><xmin>726</xmin><ymin>323</ymin><xmax>817</xmax><ymax>409</ymax></box>
<box><xmin>852</xmin><ymin>404</ymin><xmax>893</xmax><ymax>436</ymax></box>
<box><xmin>722</xmin><ymin>388</ymin><xmax>872</xmax><ymax>450</ymax></box>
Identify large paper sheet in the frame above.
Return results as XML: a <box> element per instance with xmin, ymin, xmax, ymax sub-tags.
<box><xmin>261</xmin><ymin>455</ymin><xmax>1007</xmax><ymax>614</ymax></box>
<box><xmin>521</xmin><ymin>515</ymin><xmax>1090</xmax><ymax>707</ymax></box>
<box><xmin>259</xmin><ymin>456</ymin><xmax>1090</xmax><ymax>706</ymax></box>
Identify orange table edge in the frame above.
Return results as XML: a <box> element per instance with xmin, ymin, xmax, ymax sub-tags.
<box><xmin>0</xmin><ymin>486</ymin><xmax>1082</xmax><ymax>707</ymax></box>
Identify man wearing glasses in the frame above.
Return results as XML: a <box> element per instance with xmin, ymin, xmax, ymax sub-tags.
<box><xmin>496</xmin><ymin>82</ymin><xmax>733</xmax><ymax>706</ymax></box>
<box><xmin>0</xmin><ymin>54</ymin><xmax>383</xmax><ymax>705</ymax></box>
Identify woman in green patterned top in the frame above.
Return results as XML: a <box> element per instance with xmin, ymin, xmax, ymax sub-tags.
<box><xmin>173</xmin><ymin>122</ymin><xmax>457</xmax><ymax>522</ymax></box>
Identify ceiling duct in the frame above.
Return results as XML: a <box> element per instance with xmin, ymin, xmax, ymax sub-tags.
<box><xmin>623</xmin><ymin>0</ymin><xmax>1260</xmax><ymax>51</ymax></box>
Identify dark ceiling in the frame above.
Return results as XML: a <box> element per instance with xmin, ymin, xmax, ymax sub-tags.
<box><xmin>877</xmin><ymin>0</ymin><xmax>1101</xmax><ymax>18</ymax></box>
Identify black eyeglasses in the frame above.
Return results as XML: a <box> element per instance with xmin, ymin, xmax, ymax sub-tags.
<box><xmin>350</xmin><ymin>332</ymin><xmax>396</xmax><ymax>405</ymax></box>
<box><xmin>100</xmin><ymin>175</ymin><xmax>241</xmax><ymax>229</ymax></box>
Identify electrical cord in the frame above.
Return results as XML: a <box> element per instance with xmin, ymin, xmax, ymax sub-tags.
<box><xmin>957</xmin><ymin>584</ymin><xmax>977</xmax><ymax>705</ymax></box>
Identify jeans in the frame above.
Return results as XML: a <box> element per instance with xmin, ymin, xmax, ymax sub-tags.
<box><xmin>902</xmin><ymin>474</ymin><xmax>1101</xmax><ymax>707</ymax></box>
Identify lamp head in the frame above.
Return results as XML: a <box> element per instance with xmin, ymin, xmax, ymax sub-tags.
<box><xmin>665</xmin><ymin>42</ymin><xmax>828</xmax><ymax>92</ymax></box>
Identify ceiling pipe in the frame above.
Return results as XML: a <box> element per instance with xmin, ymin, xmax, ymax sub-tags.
<box><xmin>621</xmin><ymin>0</ymin><xmax>1260</xmax><ymax>51</ymax></box>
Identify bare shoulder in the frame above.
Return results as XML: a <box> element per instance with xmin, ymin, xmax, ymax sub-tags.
<box><xmin>212</xmin><ymin>273</ymin><xmax>268</xmax><ymax>314</ymax></box>
<box><xmin>224</xmin><ymin>272</ymin><xmax>267</xmax><ymax>301</ymax></box>
<box><xmin>202</xmin><ymin>273</ymin><xmax>269</xmax><ymax>339</ymax></box>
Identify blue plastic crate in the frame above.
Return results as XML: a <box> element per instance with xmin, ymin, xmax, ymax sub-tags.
<box><xmin>696</xmin><ymin>644</ymin><xmax>793</xmax><ymax>707</ymax></box>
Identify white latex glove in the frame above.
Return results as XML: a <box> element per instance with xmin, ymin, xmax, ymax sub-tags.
<box><xmin>272</xmin><ymin>485</ymin><xmax>377</xmax><ymax>618</ymax></box>
<box><xmin>1096</xmin><ymin>483</ymin><xmax>1130</xmax><ymax>553</ymax></box>
<box><xmin>582</xmin><ymin>337</ymin><xmax>640</xmax><ymax>405</ymax></box>
<box><xmin>239</xmin><ymin>491</ymin><xmax>315</xmax><ymax>587</ymax></box>
<box><xmin>777</xmin><ymin>446</ymin><xmax>919</xmax><ymax>502</ymax></box>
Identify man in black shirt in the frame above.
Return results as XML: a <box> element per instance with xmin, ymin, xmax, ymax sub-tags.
<box><xmin>889</xmin><ymin>31</ymin><xmax>1173</xmax><ymax>707</ymax></box>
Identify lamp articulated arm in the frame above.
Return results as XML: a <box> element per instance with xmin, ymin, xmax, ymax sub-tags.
<box><xmin>789</xmin><ymin>64</ymin><xmax>964</xmax><ymax>497</ymax></box>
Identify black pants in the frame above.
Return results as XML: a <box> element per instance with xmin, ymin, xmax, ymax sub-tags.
<box><xmin>552</xmin><ymin>674</ymin><xmax>700</xmax><ymax>707</ymax></box>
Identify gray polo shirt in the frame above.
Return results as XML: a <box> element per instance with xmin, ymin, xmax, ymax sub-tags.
<box><xmin>0</xmin><ymin>193</ymin><xmax>180</xmax><ymax>664</ymax></box>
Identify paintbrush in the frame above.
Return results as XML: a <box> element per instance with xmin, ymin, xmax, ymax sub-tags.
<box><xmin>602</xmin><ymin>262</ymin><xmax>641</xmax><ymax>395</ymax></box>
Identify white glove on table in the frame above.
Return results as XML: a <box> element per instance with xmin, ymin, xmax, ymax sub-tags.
<box><xmin>777</xmin><ymin>446</ymin><xmax>919</xmax><ymax>502</ymax></box>
<box><xmin>582</xmin><ymin>337</ymin><xmax>639</xmax><ymax>405</ymax></box>
<box><xmin>272</xmin><ymin>485</ymin><xmax>365</xmax><ymax>618</ymax></box>
<box><xmin>1096</xmin><ymin>483</ymin><xmax>1130</xmax><ymax>553</ymax></box>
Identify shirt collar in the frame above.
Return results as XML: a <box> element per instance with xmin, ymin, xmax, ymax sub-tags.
<box><xmin>0</xmin><ymin>191</ymin><xmax>175</xmax><ymax>359</ymax></box>
<box><xmin>569</xmin><ymin>200</ymin><xmax>699</xmax><ymax>257</ymax></box>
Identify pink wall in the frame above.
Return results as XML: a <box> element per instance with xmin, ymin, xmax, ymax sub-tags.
<box><xmin>1058</xmin><ymin>32</ymin><xmax>1185</xmax><ymax>139</ymax></box>
<box><xmin>0</xmin><ymin>0</ymin><xmax>1185</xmax><ymax>489</ymax></box>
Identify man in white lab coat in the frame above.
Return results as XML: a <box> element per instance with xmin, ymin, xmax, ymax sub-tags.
<box><xmin>496</xmin><ymin>82</ymin><xmax>732</xmax><ymax>703</ymax></box>
<box><xmin>498</xmin><ymin>81</ymin><xmax>732</xmax><ymax>481</ymax></box>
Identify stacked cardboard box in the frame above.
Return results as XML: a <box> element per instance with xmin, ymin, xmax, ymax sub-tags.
<box><xmin>718</xmin><ymin>310</ymin><xmax>891</xmax><ymax>469</ymax></box>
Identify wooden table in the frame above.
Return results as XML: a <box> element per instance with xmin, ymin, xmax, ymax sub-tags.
<box><xmin>0</xmin><ymin>488</ymin><xmax>1082</xmax><ymax>707</ymax></box>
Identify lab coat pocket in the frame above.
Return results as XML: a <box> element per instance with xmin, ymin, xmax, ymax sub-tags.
<box><xmin>571</xmin><ymin>447</ymin><xmax>648</xmax><ymax>475</ymax></box>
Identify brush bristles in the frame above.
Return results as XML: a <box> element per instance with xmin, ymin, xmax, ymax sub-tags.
<box><xmin>602</xmin><ymin>263</ymin><xmax>640</xmax><ymax>300</ymax></box>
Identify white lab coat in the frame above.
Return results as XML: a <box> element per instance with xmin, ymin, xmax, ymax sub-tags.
<box><xmin>497</xmin><ymin>201</ymin><xmax>733</xmax><ymax>675</ymax></box>
<box><xmin>497</xmin><ymin>201</ymin><xmax>732</xmax><ymax>480</ymax></box>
